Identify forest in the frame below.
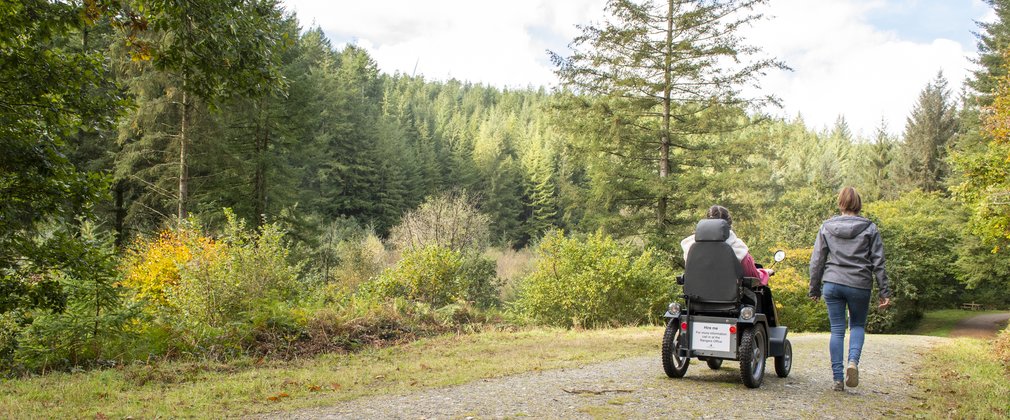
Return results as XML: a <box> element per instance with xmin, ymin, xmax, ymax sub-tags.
<box><xmin>2</xmin><ymin>0</ymin><xmax>1010</xmax><ymax>376</ymax></box>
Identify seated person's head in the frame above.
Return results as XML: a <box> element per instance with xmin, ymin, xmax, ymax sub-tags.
<box><xmin>707</xmin><ymin>205</ymin><xmax>732</xmax><ymax>229</ymax></box>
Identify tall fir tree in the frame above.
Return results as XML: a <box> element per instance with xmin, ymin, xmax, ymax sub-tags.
<box><xmin>900</xmin><ymin>71</ymin><xmax>959</xmax><ymax>193</ymax></box>
<box><xmin>551</xmin><ymin>0</ymin><xmax>785</xmax><ymax>247</ymax></box>
<box><xmin>126</xmin><ymin>0</ymin><xmax>287</xmax><ymax>220</ymax></box>
<box><xmin>831</xmin><ymin>115</ymin><xmax>853</xmax><ymax>141</ymax></box>
<box><xmin>969</xmin><ymin>0</ymin><xmax>1010</xmax><ymax>104</ymax></box>
<box><xmin>863</xmin><ymin>119</ymin><xmax>896</xmax><ymax>200</ymax></box>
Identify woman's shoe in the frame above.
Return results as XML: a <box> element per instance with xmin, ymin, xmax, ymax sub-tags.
<box><xmin>845</xmin><ymin>362</ymin><xmax>859</xmax><ymax>388</ymax></box>
<box><xmin>833</xmin><ymin>380</ymin><xmax>844</xmax><ymax>391</ymax></box>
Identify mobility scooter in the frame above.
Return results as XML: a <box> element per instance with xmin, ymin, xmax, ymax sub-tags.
<box><xmin>661</xmin><ymin>218</ymin><xmax>792</xmax><ymax>388</ymax></box>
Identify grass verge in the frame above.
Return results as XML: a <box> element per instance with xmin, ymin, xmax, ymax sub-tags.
<box><xmin>0</xmin><ymin>326</ymin><xmax>661</xmax><ymax>418</ymax></box>
<box><xmin>912</xmin><ymin>334</ymin><xmax>1010</xmax><ymax>418</ymax></box>
<box><xmin>910</xmin><ymin>309</ymin><xmax>1005</xmax><ymax>337</ymax></box>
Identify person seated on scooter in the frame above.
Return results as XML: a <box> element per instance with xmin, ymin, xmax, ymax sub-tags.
<box><xmin>681</xmin><ymin>205</ymin><xmax>771</xmax><ymax>286</ymax></box>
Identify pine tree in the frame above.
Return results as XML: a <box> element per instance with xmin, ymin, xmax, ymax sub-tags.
<box><xmin>969</xmin><ymin>0</ymin><xmax>1010</xmax><ymax>104</ymax></box>
<box><xmin>127</xmin><ymin>0</ymin><xmax>287</xmax><ymax>220</ymax></box>
<box><xmin>204</xmin><ymin>15</ymin><xmax>304</xmax><ymax>227</ymax></box>
<box><xmin>900</xmin><ymin>71</ymin><xmax>959</xmax><ymax>192</ymax></box>
<box><xmin>862</xmin><ymin>119</ymin><xmax>896</xmax><ymax>200</ymax></box>
<box><xmin>831</xmin><ymin>115</ymin><xmax>853</xmax><ymax>141</ymax></box>
<box><xmin>551</xmin><ymin>0</ymin><xmax>785</xmax><ymax>245</ymax></box>
<box><xmin>523</xmin><ymin>144</ymin><xmax>560</xmax><ymax>241</ymax></box>
<box><xmin>473</xmin><ymin>109</ymin><xmax>526</xmax><ymax>246</ymax></box>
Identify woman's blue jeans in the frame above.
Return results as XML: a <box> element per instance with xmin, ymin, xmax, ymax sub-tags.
<box><xmin>823</xmin><ymin>281</ymin><xmax>871</xmax><ymax>381</ymax></box>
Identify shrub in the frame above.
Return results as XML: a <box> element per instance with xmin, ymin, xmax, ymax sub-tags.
<box><xmin>331</xmin><ymin>231</ymin><xmax>387</xmax><ymax>292</ymax></box>
<box><xmin>484</xmin><ymin>247</ymin><xmax>535</xmax><ymax>303</ymax></box>
<box><xmin>0</xmin><ymin>312</ymin><xmax>22</xmax><ymax>372</ymax></box>
<box><xmin>309</xmin><ymin>218</ymin><xmax>388</xmax><ymax>288</ymax></box>
<box><xmin>117</xmin><ymin>211</ymin><xmax>304</xmax><ymax>358</ymax></box>
<box><xmin>995</xmin><ymin>325</ymin><xmax>1010</xmax><ymax>373</ymax></box>
<box><xmin>769</xmin><ymin>266</ymin><xmax>829</xmax><ymax>332</ymax></box>
<box><xmin>365</xmin><ymin>246</ymin><xmax>499</xmax><ymax>308</ymax></box>
<box><xmin>513</xmin><ymin>230</ymin><xmax>674</xmax><ymax>328</ymax></box>
<box><xmin>389</xmin><ymin>190</ymin><xmax>491</xmax><ymax>252</ymax></box>
<box><xmin>865</xmin><ymin>191</ymin><xmax>962</xmax><ymax>332</ymax></box>
<box><xmin>171</xmin><ymin>210</ymin><xmax>302</xmax><ymax>329</ymax></box>
<box><xmin>4</xmin><ymin>222</ymin><xmax>135</xmax><ymax>374</ymax></box>
<box><xmin>120</xmin><ymin>227</ymin><xmax>207</xmax><ymax>311</ymax></box>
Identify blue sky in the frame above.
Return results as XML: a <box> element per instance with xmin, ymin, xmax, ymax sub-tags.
<box><xmin>867</xmin><ymin>0</ymin><xmax>989</xmax><ymax>48</ymax></box>
<box><xmin>281</xmin><ymin>0</ymin><xmax>994</xmax><ymax>138</ymax></box>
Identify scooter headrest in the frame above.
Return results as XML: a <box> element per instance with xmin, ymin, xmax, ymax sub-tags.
<box><xmin>695</xmin><ymin>219</ymin><xmax>730</xmax><ymax>242</ymax></box>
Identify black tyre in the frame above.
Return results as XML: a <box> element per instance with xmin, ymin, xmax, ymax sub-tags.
<box><xmin>775</xmin><ymin>339</ymin><xmax>792</xmax><ymax>378</ymax></box>
<box><xmin>661</xmin><ymin>320</ymin><xmax>690</xmax><ymax>378</ymax></box>
<box><xmin>738</xmin><ymin>327</ymin><xmax>766</xmax><ymax>388</ymax></box>
<box><xmin>706</xmin><ymin>358</ymin><xmax>723</xmax><ymax>370</ymax></box>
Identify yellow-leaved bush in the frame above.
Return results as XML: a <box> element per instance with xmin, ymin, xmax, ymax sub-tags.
<box><xmin>120</xmin><ymin>227</ymin><xmax>215</xmax><ymax>311</ymax></box>
<box><xmin>763</xmin><ymin>246</ymin><xmax>829</xmax><ymax>332</ymax></box>
<box><xmin>171</xmin><ymin>212</ymin><xmax>301</xmax><ymax>328</ymax></box>
<box><xmin>767</xmin><ymin>266</ymin><xmax>829</xmax><ymax>332</ymax></box>
<box><xmin>119</xmin><ymin>211</ymin><xmax>302</xmax><ymax>353</ymax></box>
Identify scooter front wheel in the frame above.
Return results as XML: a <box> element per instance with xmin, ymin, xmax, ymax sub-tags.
<box><xmin>775</xmin><ymin>339</ymin><xmax>792</xmax><ymax>378</ymax></box>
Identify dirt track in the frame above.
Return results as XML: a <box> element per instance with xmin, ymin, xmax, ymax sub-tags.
<box><xmin>273</xmin><ymin>334</ymin><xmax>944</xmax><ymax>419</ymax></box>
<box><xmin>949</xmin><ymin>312</ymin><xmax>1010</xmax><ymax>339</ymax></box>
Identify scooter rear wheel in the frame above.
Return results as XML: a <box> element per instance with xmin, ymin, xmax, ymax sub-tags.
<box><xmin>662</xmin><ymin>320</ymin><xmax>690</xmax><ymax>378</ymax></box>
<box><xmin>738</xmin><ymin>327</ymin><xmax>766</xmax><ymax>388</ymax></box>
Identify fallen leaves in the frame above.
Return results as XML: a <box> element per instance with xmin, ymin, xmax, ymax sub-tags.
<box><xmin>266</xmin><ymin>392</ymin><xmax>289</xmax><ymax>402</ymax></box>
<box><xmin>266</xmin><ymin>380</ymin><xmax>342</xmax><ymax>401</ymax></box>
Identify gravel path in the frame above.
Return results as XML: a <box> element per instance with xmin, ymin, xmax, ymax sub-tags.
<box><xmin>949</xmin><ymin>312</ymin><xmax>1010</xmax><ymax>339</ymax></box>
<box><xmin>275</xmin><ymin>333</ymin><xmax>945</xmax><ymax>419</ymax></box>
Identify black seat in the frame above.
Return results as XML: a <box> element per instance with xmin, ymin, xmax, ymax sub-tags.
<box><xmin>683</xmin><ymin>219</ymin><xmax>743</xmax><ymax>313</ymax></box>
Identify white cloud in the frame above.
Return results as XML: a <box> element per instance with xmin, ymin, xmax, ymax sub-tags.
<box><xmin>282</xmin><ymin>0</ymin><xmax>987</xmax><ymax>138</ymax></box>
<box><xmin>282</xmin><ymin>0</ymin><xmax>606</xmax><ymax>88</ymax></box>
<box><xmin>745</xmin><ymin>0</ymin><xmax>980</xmax><ymax>138</ymax></box>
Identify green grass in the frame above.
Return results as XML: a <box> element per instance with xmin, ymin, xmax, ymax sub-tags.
<box><xmin>0</xmin><ymin>326</ymin><xmax>661</xmax><ymax>418</ymax></box>
<box><xmin>912</xmin><ymin>336</ymin><xmax>1010</xmax><ymax>418</ymax></box>
<box><xmin>910</xmin><ymin>309</ymin><xmax>1005</xmax><ymax>337</ymax></box>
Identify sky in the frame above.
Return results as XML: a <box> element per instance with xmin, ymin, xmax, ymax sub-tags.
<box><xmin>280</xmin><ymin>0</ymin><xmax>995</xmax><ymax>139</ymax></box>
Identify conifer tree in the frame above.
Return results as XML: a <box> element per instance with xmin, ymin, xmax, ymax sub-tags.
<box><xmin>969</xmin><ymin>0</ymin><xmax>1010</xmax><ymax>104</ymax></box>
<box><xmin>126</xmin><ymin>0</ymin><xmax>287</xmax><ymax>220</ymax></box>
<box><xmin>865</xmin><ymin>120</ymin><xmax>896</xmax><ymax>200</ymax></box>
<box><xmin>523</xmin><ymin>144</ymin><xmax>560</xmax><ymax>241</ymax></box>
<box><xmin>551</xmin><ymin>0</ymin><xmax>784</xmax><ymax>245</ymax></box>
<box><xmin>900</xmin><ymin>72</ymin><xmax>959</xmax><ymax>193</ymax></box>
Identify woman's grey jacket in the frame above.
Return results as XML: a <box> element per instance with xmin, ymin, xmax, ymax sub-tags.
<box><xmin>808</xmin><ymin>215</ymin><xmax>891</xmax><ymax>299</ymax></box>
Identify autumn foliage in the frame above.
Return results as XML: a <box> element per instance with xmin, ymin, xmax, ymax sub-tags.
<box><xmin>120</xmin><ymin>227</ymin><xmax>218</xmax><ymax>311</ymax></box>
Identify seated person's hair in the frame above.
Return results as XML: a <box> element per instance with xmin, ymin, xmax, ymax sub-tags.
<box><xmin>707</xmin><ymin>205</ymin><xmax>732</xmax><ymax>228</ymax></box>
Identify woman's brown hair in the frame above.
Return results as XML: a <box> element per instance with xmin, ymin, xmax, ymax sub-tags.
<box><xmin>706</xmin><ymin>205</ymin><xmax>732</xmax><ymax>228</ymax></box>
<box><xmin>838</xmin><ymin>186</ymin><xmax>862</xmax><ymax>214</ymax></box>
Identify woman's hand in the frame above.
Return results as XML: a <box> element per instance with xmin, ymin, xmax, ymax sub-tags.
<box><xmin>877</xmin><ymin>297</ymin><xmax>891</xmax><ymax>310</ymax></box>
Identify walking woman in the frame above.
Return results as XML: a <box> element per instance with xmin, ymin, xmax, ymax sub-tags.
<box><xmin>809</xmin><ymin>187</ymin><xmax>892</xmax><ymax>391</ymax></box>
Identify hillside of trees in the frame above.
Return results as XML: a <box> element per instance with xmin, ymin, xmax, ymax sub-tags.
<box><xmin>2</xmin><ymin>0</ymin><xmax>1009</xmax><ymax>375</ymax></box>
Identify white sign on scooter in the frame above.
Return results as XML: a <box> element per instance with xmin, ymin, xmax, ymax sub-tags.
<box><xmin>691</xmin><ymin>322</ymin><xmax>731</xmax><ymax>352</ymax></box>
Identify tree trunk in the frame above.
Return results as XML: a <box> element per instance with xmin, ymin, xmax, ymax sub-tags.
<box><xmin>113</xmin><ymin>180</ymin><xmax>126</xmax><ymax>249</ymax></box>
<box><xmin>657</xmin><ymin>0</ymin><xmax>674</xmax><ymax>230</ymax></box>
<box><xmin>178</xmin><ymin>11</ymin><xmax>193</xmax><ymax>221</ymax></box>
<box><xmin>253</xmin><ymin>98</ymin><xmax>268</xmax><ymax>227</ymax></box>
<box><xmin>179</xmin><ymin>87</ymin><xmax>189</xmax><ymax>220</ymax></box>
